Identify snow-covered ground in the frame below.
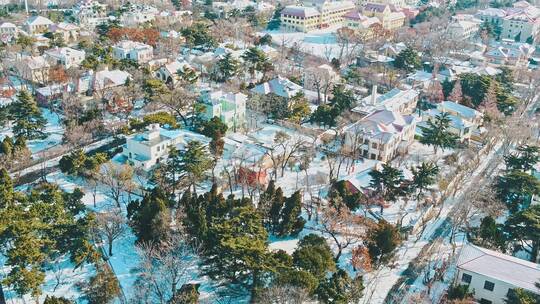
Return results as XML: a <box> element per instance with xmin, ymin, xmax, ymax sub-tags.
<box><xmin>265</xmin><ymin>26</ymin><xmax>343</xmax><ymax>60</ymax></box>
<box><xmin>0</xmin><ymin>108</ymin><xmax>64</xmax><ymax>157</ymax></box>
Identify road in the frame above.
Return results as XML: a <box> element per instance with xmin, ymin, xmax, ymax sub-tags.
<box><xmin>371</xmin><ymin>93</ymin><xmax>540</xmax><ymax>303</ymax></box>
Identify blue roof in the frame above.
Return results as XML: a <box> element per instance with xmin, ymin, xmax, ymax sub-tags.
<box><xmin>440</xmin><ymin>101</ymin><xmax>479</xmax><ymax>119</ymax></box>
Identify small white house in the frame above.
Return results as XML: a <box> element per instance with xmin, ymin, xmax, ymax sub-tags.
<box><xmin>456</xmin><ymin>244</ymin><xmax>540</xmax><ymax>304</ymax></box>
<box><xmin>123</xmin><ymin>124</ymin><xmax>208</xmax><ymax>170</ymax></box>
<box><xmin>24</xmin><ymin>15</ymin><xmax>54</xmax><ymax>35</ymax></box>
<box><xmin>44</xmin><ymin>47</ymin><xmax>86</xmax><ymax>69</ymax></box>
<box><xmin>419</xmin><ymin>100</ymin><xmax>483</xmax><ymax>141</ymax></box>
<box><xmin>112</xmin><ymin>40</ymin><xmax>154</xmax><ymax>63</ymax></box>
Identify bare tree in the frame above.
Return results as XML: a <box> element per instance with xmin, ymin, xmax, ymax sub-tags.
<box><xmin>315</xmin><ymin>204</ymin><xmax>369</xmax><ymax>262</ymax></box>
<box><xmin>95</xmin><ymin>208</ymin><xmax>128</xmax><ymax>256</ymax></box>
<box><xmin>264</xmin><ymin>131</ymin><xmax>308</xmax><ymax>180</ymax></box>
<box><xmin>132</xmin><ymin>234</ymin><xmax>200</xmax><ymax>304</ymax></box>
<box><xmin>99</xmin><ymin>162</ymin><xmax>136</xmax><ymax>208</ymax></box>
<box><xmin>257</xmin><ymin>285</ymin><xmax>312</xmax><ymax>304</ymax></box>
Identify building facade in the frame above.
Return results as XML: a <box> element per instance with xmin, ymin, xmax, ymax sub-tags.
<box><xmin>112</xmin><ymin>40</ymin><xmax>154</xmax><ymax>63</ymax></box>
<box><xmin>280</xmin><ymin>0</ymin><xmax>356</xmax><ymax>32</ymax></box>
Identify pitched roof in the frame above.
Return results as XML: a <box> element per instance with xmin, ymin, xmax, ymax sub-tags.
<box><xmin>251</xmin><ymin>76</ymin><xmax>303</xmax><ymax>99</ymax></box>
<box><xmin>281</xmin><ymin>6</ymin><xmax>320</xmax><ymax>18</ymax></box>
<box><xmin>25</xmin><ymin>15</ymin><xmax>54</xmax><ymax>26</ymax></box>
<box><xmin>457</xmin><ymin>244</ymin><xmax>540</xmax><ymax>293</ymax></box>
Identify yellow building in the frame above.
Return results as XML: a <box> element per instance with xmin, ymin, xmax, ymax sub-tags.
<box><xmin>362</xmin><ymin>2</ymin><xmax>406</xmax><ymax>30</ymax></box>
<box><xmin>281</xmin><ymin>0</ymin><xmax>356</xmax><ymax>32</ymax></box>
<box><xmin>342</xmin><ymin>9</ymin><xmax>381</xmax><ymax>38</ymax></box>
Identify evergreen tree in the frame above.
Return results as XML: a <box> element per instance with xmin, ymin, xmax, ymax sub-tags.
<box><xmin>200</xmin><ymin>116</ymin><xmax>228</xmax><ymax>140</ymax></box>
<box><xmin>478</xmin><ymin>81</ymin><xmax>501</xmax><ymax>119</ymax></box>
<box><xmin>241</xmin><ymin>47</ymin><xmax>269</xmax><ymax>80</ymax></box>
<box><xmin>316</xmin><ymin>269</ymin><xmax>364</xmax><ymax>304</ymax></box>
<box><xmin>393</xmin><ymin>47</ymin><xmax>421</xmax><ymax>72</ymax></box>
<box><xmin>366</xmin><ymin>220</ymin><xmax>401</xmax><ymax>265</ymax></box>
<box><xmin>496</xmin><ymin>170</ymin><xmax>540</xmax><ymax>213</ymax></box>
<box><xmin>10</xmin><ymin>90</ymin><xmax>47</xmax><ymax>140</ymax></box>
<box><xmin>504</xmin><ymin>145</ymin><xmax>540</xmax><ymax>172</ymax></box>
<box><xmin>81</xmin><ymin>263</ymin><xmax>121</xmax><ymax>304</ymax></box>
<box><xmin>310</xmin><ymin>104</ymin><xmax>339</xmax><ymax>127</ymax></box>
<box><xmin>505</xmin><ymin>288</ymin><xmax>540</xmax><ymax>304</ymax></box>
<box><xmin>328</xmin><ymin>180</ymin><xmax>362</xmax><ymax>211</ymax></box>
<box><xmin>419</xmin><ymin>112</ymin><xmax>460</xmax><ymax>154</ymax></box>
<box><xmin>275</xmin><ymin>191</ymin><xmax>305</xmax><ymax>237</ymax></box>
<box><xmin>505</xmin><ymin>205</ymin><xmax>540</xmax><ymax>262</ymax></box>
<box><xmin>475</xmin><ymin>216</ymin><xmax>506</xmax><ymax>250</ymax></box>
<box><xmin>44</xmin><ymin>296</ymin><xmax>73</xmax><ymax>304</ymax></box>
<box><xmin>215</xmin><ymin>53</ymin><xmax>240</xmax><ymax>82</ymax></box>
<box><xmin>369</xmin><ymin>164</ymin><xmax>408</xmax><ymax>203</ymax></box>
<box><xmin>0</xmin><ymin>136</ymin><xmax>14</xmax><ymax>155</ymax></box>
<box><xmin>411</xmin><ymin>162</ymin><xmax>439</xmax><ymax>198</ymax></box>
<box><xmin>0</xmin><ymin>168</ymin><xmax>14</xmax><ymax>208</ymax></box>
<box><xmin>202</xmin><ymin>206</ymin><xmax>273</xmax><ymax>298</ymax></box>
<box><xmin>292</xmin><ymin>234</ymin><xmax>336</xmax><ymax>279</ymax></box>
<box><xmin>127</xmin><ymin>187</ymin><xmax>171</xmax><ymax>244</ymax></box>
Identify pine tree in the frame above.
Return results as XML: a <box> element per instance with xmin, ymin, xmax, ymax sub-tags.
<box><xmin>393</xmin><ymin>47</ymin><xmax>421</xmax><ymax>72</ymax></box>
<box><xmin>504</xmin><ymin>145</ymin><xmax>540</xmax><ymax>172</ymax></box>
<box><xmin>292</xmin><ymin>234</ymin><xmax>336</xmax><ymax>279</ymax></box>
<box><xmin>81</xmin><ymin>263</ymin><xmax>121</xmax><ymax>304</ymax></box>
<box><xmin>419</xmin><ymin>112</ymin><xmax>460</xmax><ymax>154</ymax></box>
<box><xmin>505</xmin><ymin>205</ymin><xmax>540</xmax><ymax>262</ymax></box>
<box><xmin>127</xmin><ymin>187</ymin><xmax>171</xmax><ymax>244</ymax></box>
<box><xmin>369</xmin><ymin>164</ymin><xmax>408</xmax><ymax>203</ymax></box>
<box><xmin>215</xmin><ymin>53</ymin><xmax>240</xmax><ymax>82</ymax></box>
<box><xmin>496</xmin><ymin>170</ymin><xmax>540</xmax><ymax>213</ymax></box>
<box><xmin>0</xmin><ymin>136</ymin><xmax>14</xmax><ymax>155</ymax></box>
<box><xmin>268</xmin><ymin>187</ymin><xmax>285</xmax><ymax>233</ymax></box>
<box><xmin>367</xmin><ymin>220</ymin><xmax>401</xmax><ymax>265</ymax></box>
<box><xmin>0</xmin><ymin>168</ymin><xmax>14</xmax><ymax>208</ymax></box>
<box><xmin>316</xmin><ymin>269</ymin><xmax>364</xmax><ymax>304</ymax></box>
<box><xmin>411</xmin><ymin>162</ymin><xmax>439</xmax><ymax>198</ymax></box>
<box><xmin>447</xmin><ymin>80</ymin><xmax>463</xmax><ymax>103</ymax></box>
<box><xmin>276</xmin><ymin>191</ymin><xmax>305</xmax><ymax>237</ymax></box>
<box><xmin>10</xmin><ymin>90</ymin><xmax>47</xmax><ymax>140</ymax></box>
<box><xmin>202</xmin><ymin>206</ymin><xmax>272</xmax><ymax>298</ymax></box>
<box><xmin>44</xmin><ymin>296</ymin><xmax>73</xmax><ymax>304</ymax></box>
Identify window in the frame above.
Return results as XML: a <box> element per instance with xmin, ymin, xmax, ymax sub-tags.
<box><xmin>484</xmin><ymin>280</ymin><xmax>495</xmax><ymax>291</ymax></box>
<box><xmin>461</xmin><ymin>273</ymin><xmax>472</xmax><ymax>284</ymax></box>
<box><xmin>479</xmin><ymin>299</ymin><xmax>492</xmax><ymax>304</ymax></box>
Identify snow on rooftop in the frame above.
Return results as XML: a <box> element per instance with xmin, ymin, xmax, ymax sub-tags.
<box><xmin>457</xmin><ymin>244</ymin><xmax>540</xmax><ymax>293</ymax></box>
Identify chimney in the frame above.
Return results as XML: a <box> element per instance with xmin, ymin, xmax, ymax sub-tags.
<box><xmin>370</xmin><ymin>85</ymin><xmax>378</xmax><ymax>105</ymax></box>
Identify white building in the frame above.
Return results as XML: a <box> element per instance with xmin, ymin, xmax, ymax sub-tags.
<box><xmin>112</xmin><ymin>40</ymin><xmax>154</xmax><ymax>63</ymax></box>
<box><xmin>200</xmin><ymin>89</ymin><xmax>247</xmax><ymax>131</ymax></box>
<box><xmin>50</xmin><ymin>22</ymin><xmax>80</xmax><ymax>44</ymax></box>
<box><xmin>343</xmin><ymin>109</ymin><xmax>416</xmax><ymax>162</ymax></box>
<box><xmin>92</xmin><ymin>69</ymin><xmax>131</xmax><ymax>92</ymax></box>
<box><xmin>73</xmin><ymin>0</ymin><xmax>108</xmax><ymax>29</ymax></box>
<box><xmin>476</xmin><ymin>1</ymin><xmax>540</xmax><ymax>43</ymax></box>
<box><xmin>24</xmin><ymin>15</ymin><xmax>54</xmax><ymax>35</ymax></box>
<box><xmin>119</xmin><ymin>4</ymin><xmax>158</xmax><ymax>26</ymax></box>
<box><xmin>420</xmin><ymin>101</ymin><xmax>483</xmax><ymax>141</ymax></box>
<box><xmin>0</xmin><ymin>22</ymin><xmax>18</xmax><ymax>41</ymax></box>
<box><xmin>353</xmin><ymin>85</ymin><xmax>419</xmax><ymax>116</ymax></box>
<box><xmin>44</xmin><ymin>47</ymin><xmax>86</xmax><ymax>69</ymax></box>
<box><xmin>123</xmin><ymin>124</ymin><xmax>208</xmax><ymax>170</ymax></box>
<box><xmin>155</xmin><ymin>61</ymin><xmax>198</xmax><ymax>85</ymax></box>
<box><xmin>456</xmin><ymin>244</ymin><xmax>540</xmax><ymax>304</ymax></box>
<box><xmin>251</xmin><ymin>76</ymin><xmax>304</xmax><ymax>99</ymax></box>
<box><xmin>448</xmin><ymin>14</ymin><xmax>483</xmax><ymax>40</ymax></box>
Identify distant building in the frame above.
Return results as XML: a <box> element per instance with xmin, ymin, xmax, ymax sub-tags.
<box><xmin>362</xmin><ymin>3</ymin><xmax>406</xmax><ymax>30</ymax></box>
<box><xmin>484</xmin><ymin>40</ymin><xmax>535</xmax><ymax>67</ymax></box>
<box><xmin>476</xmin><ymin>1</ymin><xmax>540</xmax><ymax>43</ymax></box>
<box><xmin>0</xmin><ymin>22</ymin><xmax>18</xmax><ymax>41</ymax></box>
<box><xmin>119</xmin><ymin>3</ymin><xmax>158</xmax><ymax>26</ymax></box>
<box><xmin>448</xmin><ymin>14</ymin><xmax>482</xmax><ymax>40</ymax></box>
<box><xmin>92</xmin><ymin>69</ymin><xmax>131</xmax><ymax>92</ymax></box>
<box><xmin>200</xmin><ymin>89</ymin><xmax>247</xmax><ymax>131</ymax></box>
<box><xmin>420</xmin><ymin>101</ymin><xmax>483</xmax><ymax>141</ymax></box>
<box><xmin>280</xmin><ymin>0</ymin><xmax>355</xmax><ymax>32</ymax></box>
<box><xmin>343</xmin><ymin>109</ymin><xmax>416</xmax><ymax>162</ymax></box>
<box><xmin>50</xmin><ymin>22</ymin><xmax>80</xmax><ymax>43</ymax></box>
<box><xmin>72</xmin><ymin>0</ymin><xmax>108</xmax><ymax>29</ymax></box>
<box><xmin>456</xmin><ymin>244</ymin><xmax>540</xmax><ymax>304</ymax></box>
<box><xmin>24</xmin><ymin>15</ymin><xmax>54</xmax><ymax>35</ymax></box>
<box><xmin>44</xmin><ymin>47</ymin><xmax>86</xmax><ymax>69</ymax></box>
<box><xmin>342</xmin><ymin>10</ymin><xmax>381</xmax><ymax>38</ymax></box>
<box><xmin>251</xmin><ymin>76</ymin><xmax>304</xmax><ymax>99</ymax></box>
<box><xmin>155</xmin><ymin>61</ymin><xmax>197</xmax><ymax>86</ymax></box>
<box><xmin>112</xmin><ymin>40</ymin><xmax>154</xmax><ymax>63</ymax></box>
<box><xmin>10</xmin><ymin>55</ymin><xmax>50</xmax><ymax>84</ymax></box>
<box><xmin>353</xmin><ymin>85</ymin><xmax>419</xmax><ymax>116</ymax></box>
